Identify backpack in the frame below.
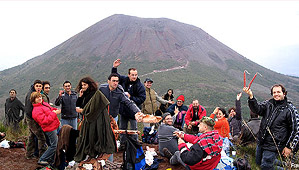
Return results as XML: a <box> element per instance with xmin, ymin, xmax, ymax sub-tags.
<box><xmin>233</xmin><ymin>157</ymin><xmax>251</xmax><ymax>170</ymax></box>
<box><xmin>122</xmin><ymin>134</ymin><xmax>146</xmax><ymax>170</ymax></box>
<box><xmin>142</xmin><ymin>127</ymin><xmax>158</xmax><ymax>144</ymax></box>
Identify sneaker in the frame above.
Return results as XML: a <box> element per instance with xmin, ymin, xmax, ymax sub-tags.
<box><xmin>163</xmin><ymin>148</ymin><xmax>173</xmax><ymax>159</ymax></box>
<box><xmin>38</xmin><ymin>160</ymin><xmax>49</xmax><ymax>166</ymax></box>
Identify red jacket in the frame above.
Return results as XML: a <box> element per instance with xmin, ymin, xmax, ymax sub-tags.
<box><xmin>178</xmin><ymin>131</ymin><xmax>222</xmax><ymax>170</ymax></box>
<box><xmin>210</xmin><ymin>114</ymin><xmax>230</xmax><ymax>138</ymax></box>
<box><xmin>32</xmin><ymin>102</ymin><xmax>60</xmax><ymax>132</ymax></box>
<box><xmin>185</xmin><ymin>104</ymin><xmax>206</xmax><ymax>126</ymax></box>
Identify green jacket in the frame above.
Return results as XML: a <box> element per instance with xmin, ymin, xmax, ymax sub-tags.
<box><xmin>74</xmin><ymin>90</ymin><xmax>117</xmax><ymax>162</ymax></box>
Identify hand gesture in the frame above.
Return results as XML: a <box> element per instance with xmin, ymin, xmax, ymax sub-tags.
<box><xmin>282</xmin><ymin>147</ymin><xmax>292</xmax><ymax>157</ymax></box>
<box><xmin>79</xmin><ymin>89</ymin><xmax>84</xmax><ymax>97</ymax></box>
<box><xmin>191</xmin><ymin>121</ymin><xmax>196</xmax><ymax>126</ymax></box>
<box><xmin>178</xmin><ymin>138</ymin><xmax>185</xmax><ymax>145</ymax></box>
<box><xmin>113</xmin><ymin>59</ymin><xmax>121</xmax><ymax>68</ymax></box>
<box><xmin>135</xmin><ymin>112</ymin><xmax>144</xmax><ymax>122</ymax></box>
<box><xmin>174</xmin><ymin>106</ymin><xmax>179</xmax><ymax>115</ymax></box>
<box><xmin>59</xmin><ymin>90</ymin><xmax>64</xmax><ymax>96</ymax></box>
<box><xmin>243</xmin><ymin>87</ymin><xmax>253</xmax><ymax>99</ymax></box>
<box><xmin>237</xmin><ymin>92</ymin><xmax>242</xmax><ymax>100</ymax></box>
<box><xmin>173</xmin><ymin>131</ymin><xmax>184</xmax><ymax>139</ymax></box>
<box><xmin>213</xmin><ymin>107</ymin><xmax>219</xmax><ymax>114</ymax></box>
<box><xmin>188</xmin><ymin>124</ymin><xmax>192</xmax><ymax>129</ymax></box>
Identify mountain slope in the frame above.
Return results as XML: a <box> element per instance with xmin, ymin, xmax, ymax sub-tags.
<box><xmin>0</xmin><ymin>14</ymin><xmax>298</xmax><ymax>117</ymax></box>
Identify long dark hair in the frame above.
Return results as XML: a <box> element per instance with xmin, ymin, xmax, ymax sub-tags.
<box><xmin>164</xmin><ymin>89</ymin><xmax>174</xmax><ymax>100</ymax></box>
<box><xmin>76</xmin><ymin>77</ymin><xmax>98</xmax><ymax>93</ymax></box>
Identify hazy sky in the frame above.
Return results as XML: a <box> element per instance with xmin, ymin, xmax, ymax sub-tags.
<box><xmin>0</xmin><ymin>1</ymin><xmax>299</xmax><ymax>75</ymax></box>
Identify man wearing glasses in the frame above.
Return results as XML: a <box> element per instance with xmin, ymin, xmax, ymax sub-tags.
<box><xmin>167</xmin><ymin>95</ymin><xmax>188</xmax><ymax>130</ymax></box>
<box><xmin>55</xmin><ymin>81</ymin><xmax>78</xmax><ymax>129</ymax></box>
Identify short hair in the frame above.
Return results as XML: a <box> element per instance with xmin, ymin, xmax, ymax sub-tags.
<box><xmin>63</xmin><ymin>80</ymin><xmax>71</xmax><ymax>86</ymax></box>
<box><xmin>42</xmin><ymin>81</ymin><xmax>50</xmax><ymax>90</ymax></box>
<box><xmin>228</xmin><ymin>107</ymin><xmax>236</xmax><ymax>114</ymax></box>
<box><xmin>270</xmin><ymin>84</ymin><xmax>287</xmax><ymax>96</ymax></box>
<box><xmin>30</xmin><ymin>92</ymin><xmax>42</xmax><ymax>103</ymax></box>
<box><xmin>33</xmin><ymin>80</ymin><xmax>43</xmax><ymax>85</ymax></box>
<box><xmin>219</xmin><ymin>107</ymin><xmax>228</xmax><ymax>118</ymax></box>
<box><xmin>108</xmin><ymin>73</ymin><xmax>119</xmax><ymax>80</ymax></box>
<box><xmin>9</xmin><ymin>89</ymin><xmax>17</xmax><ymax>94</ymax></box>
<box><xmin>128</xmin><ymin>68</ymin><xmax>137</xmax><ymax>75</ymax></box>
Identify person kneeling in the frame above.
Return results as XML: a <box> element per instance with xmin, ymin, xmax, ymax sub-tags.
<box><xmin>172</xmin><ymin>116</ymin><xmax>223</xmax><ymax>170</ymax></box>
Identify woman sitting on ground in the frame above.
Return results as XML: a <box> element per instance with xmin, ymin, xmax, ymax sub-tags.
<box><xmin>31</xmin><ymin>92</ymin><xmax>61</xmax><ymax>166</ymax></box>
<box><xmin>210</xmin><ymin>107</ymin><xmax>230</xmax><ymax>138</ymax></box>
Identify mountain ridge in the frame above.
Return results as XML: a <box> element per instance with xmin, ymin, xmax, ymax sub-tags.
<box><xmin>0</xmin><ymin>14</ymin><xmax>298</xmax><ymax>118</ymax></box>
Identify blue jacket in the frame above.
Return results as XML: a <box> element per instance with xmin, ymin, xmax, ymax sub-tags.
<box><xmin>112</xmin><ymin>67</ymin><xmax>146</xmax><ymax>119</ymax></box>
<box><xmin>55</xmin><ymin>91</ymin><xmax>78</xmax><ymax>119</ymax></box>
<box><xmin>99</xmin><ymin>83</ymin><xmax>140</xmax><ymax>118</ymax></box>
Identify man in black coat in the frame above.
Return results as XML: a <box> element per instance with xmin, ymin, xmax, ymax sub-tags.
<box><xmin>4</xmin><ymin>89</ymin><xmax>24</xmax><ymax>131</ymax></box>
<box><xmin>243</xmin><ymin>84</ymin><xmax>299</xmax><ymax>170</ymax></box>
<box><xmin>111</xmin><ymin>59</ymin><xmax>146</xmax><ymax>145</ymax></box>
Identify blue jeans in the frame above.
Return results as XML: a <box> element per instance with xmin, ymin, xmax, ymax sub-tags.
<box><xmin>61</xmin><ymin>118</ymin><xmax>77</xmax><ymax>130</ymax></box>
<box><xmin>39</xmin><ymin>129</ymin><xmax>58</xmax><ymax>163</ymax></box>
<box><xmin>256</xmin><ymin>145</ymin><xmax>284</xmax><ymax>170</ymax></box>
<box><xmin>119</xmin><ymin>115</ymin><xmax>137</xmax><ymax>143</ymax></box>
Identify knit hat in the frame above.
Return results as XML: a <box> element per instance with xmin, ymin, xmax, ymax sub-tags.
<box><xmin>200</xmin><ymin>116</ymin><xmax>215</xmax><ymax>127</ymax></box>
<box><xmin>162</xmin><ymin>112</ymin><xmax>171</xmax><ymax>121</ymax></box>
<box><xmin>176</xmin><ymin>95</ymin><xmax>185</xmax><ymax>102</ymax></box>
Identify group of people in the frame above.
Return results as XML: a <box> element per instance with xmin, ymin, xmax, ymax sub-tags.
<box><xmin>3</xmin><ymin>58</ymin><xmax>299</xmax><ymax>170</ymax></box>
<box><xmin>158</xmin><ymin>84</ymin><xmax>299</xmax><ymax>170</ymax></box>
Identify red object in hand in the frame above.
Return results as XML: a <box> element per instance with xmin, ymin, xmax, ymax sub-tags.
<box><xmin>248</xmin><ymin>73</ymin><xmax>257</xmax><ymax>89</ymax></box>
<box><xmin>244</xmin><ymin>71</ymin><xmax>246</xmax><ymax>88</ymax></box>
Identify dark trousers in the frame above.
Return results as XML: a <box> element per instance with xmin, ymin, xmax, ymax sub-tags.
<box><xmin>26</xmin><ymin>117</ymin><xmax>47</xmax><ymax>158</ymax></box>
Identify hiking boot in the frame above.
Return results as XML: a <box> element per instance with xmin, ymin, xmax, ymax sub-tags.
<box><xmin>38</xmin><ymin>160</ymin><xmax>49</xmax><ymax>166</ymax></box>
<box><xmin>163</xmin><ymin>148</ymin><xmax>173</xmax><ymax>159</ymax></box>
<box><xmin>26</xmin><ymin>155</ymin><xmax>38</xmax><ymax>160</ymax></box>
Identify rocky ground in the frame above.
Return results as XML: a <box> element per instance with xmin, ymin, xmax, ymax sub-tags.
<box><xmin>0</xmin><ymin>143</ymin><xmax>183</xmax><ymax>170</ymax></box>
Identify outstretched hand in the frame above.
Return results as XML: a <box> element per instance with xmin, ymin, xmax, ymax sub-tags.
<box><xmin>237</xmin><ymin>92</ymin><xmax>242</xmax><ymax>100</ymax></box>
<box><xmin>113</xmin><ymin>59</ymin><xmax>121</xmax><ymax>68</ymax></box>
<box><xmin>243</xmin><ymin>87</ymin><xmax>253</xmax><ymax>99</ymax></box>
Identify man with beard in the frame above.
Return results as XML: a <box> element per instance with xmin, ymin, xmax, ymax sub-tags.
<box><xmin>4</xmin><ymin>89</ymin><xmax>24</xmax><ymax>131</ymax></box>
<box><xmin>184</xmin><ymin>99</ymin><xmax>206</xmax><ymax>135</ymax></box>
<box><xmin>243</xmin><ymin>84</ymin><xmax>299</xmax><ymax>170</ymax></box>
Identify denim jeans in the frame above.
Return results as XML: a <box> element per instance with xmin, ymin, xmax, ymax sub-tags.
<box><xmin>61</xmin><ymin>118</ymin><xmax>78</xmax><ymax>130</ymax></box>
<box><xmin>119</xmin><ymin>115</ymin><xmax>137</xmax><ymax>143</ymax></box>
<box><xmin>256</xmin><ymin>145</ymin><xmax>284</xmax><ymax>170</ymax></box>
<box><xmin>39</xmin><ymin>129</ymin><xmax>58</xmax><ymax>163</ymax></box>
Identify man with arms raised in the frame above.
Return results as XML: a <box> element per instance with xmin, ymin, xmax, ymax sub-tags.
<box><xmin>112</xmin><ymin>59</ymin><xmax>146</xmax><ymax>146</ymax></box>
<box><xmin>243</xmin><ymin>84</ymin><xmax>299</xmax><ymax>170</ymax></box>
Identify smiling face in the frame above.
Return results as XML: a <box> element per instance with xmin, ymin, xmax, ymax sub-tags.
<box><xmin>81</xmin><ymin>82</ymin><xmax>89</xmax><ymax>91</ymax></box>
<box><xmin>64</xmin><ymin>83</ymin><xmax>72</xmax><ymax>93</ymax></box>
<box><xmin>272</xmin><ymin>86</ymin><xmax>285</xmax><ymax>101</ymax></box>
<box><xmin>163</xmin><ymin>115</ymin><xmax>173</xmax><ymax>126</ymax></box>
<box><xmin>167</xmin><ymin>90</ymin><xmax>172</xmax><ymax>96</ymax></box>
<box><xmin>144</xmin><ymin>81</ymin><xmax>152</xmax><ymax>89</ymax></box>
<box><xmin>177</xmin><ymin>100</ymin><xmax>183</xmax><ymax>107</ymax></box>
<box><xmin>229</xmin><ymin>109</ymin><xmax>236</xmax><ymax>118</ymax></box>
<box><xmin>43</xmin><ymin>84</ymin><xmax>50</xmax><ymax>94</ymax></box>
<box><xmin>216</xmin><ymin>110</ymin><xmax>225</xmax><ymax>119</ymax></box>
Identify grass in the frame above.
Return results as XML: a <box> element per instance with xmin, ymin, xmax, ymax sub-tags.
<box><xmin>0</xmin><ymin>120</ymin><xmax>28</xmax><ymax>142</ymax></box>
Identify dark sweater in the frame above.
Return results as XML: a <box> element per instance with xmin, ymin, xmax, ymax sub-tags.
<box><xmin>158</xmin><ymin>123</ymin><xmax>180</xmax><ymax>156</ymax></box>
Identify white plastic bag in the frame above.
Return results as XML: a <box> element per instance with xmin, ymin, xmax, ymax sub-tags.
<box><xmin>0</xmin><ymin>139</ymin><xmax>10</xmax><ymax>149</ymax></box>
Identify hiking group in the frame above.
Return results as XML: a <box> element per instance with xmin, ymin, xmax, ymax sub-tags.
<box><xmin>2</xmin><ymin>58</ymin><xmax>299</xmax><ymax>170</ymax></box>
